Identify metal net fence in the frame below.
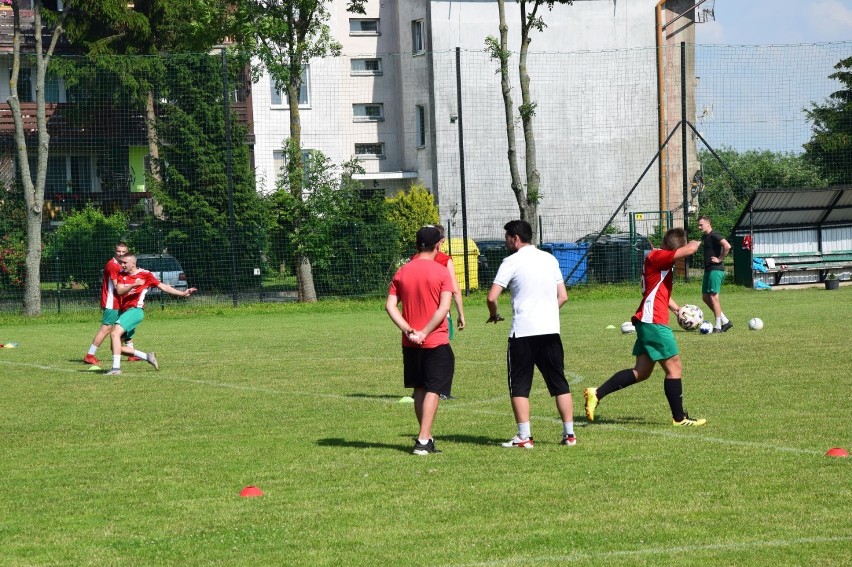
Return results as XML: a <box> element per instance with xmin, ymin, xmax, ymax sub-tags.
<box><xmin>0</xmin><ymin>41</ymin><xmax>849</xmax><ymax>312</ymax></box>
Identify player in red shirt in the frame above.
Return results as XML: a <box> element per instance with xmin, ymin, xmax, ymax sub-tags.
<box><xmin>104</xmin><ymin>252</ymin><xmax>197</xmax><ymax>375</ymax></box>
<box><xmin>584</xmin><ymin>228</ymin><xmax>707</xmax><ymax>426</ymax></box>
<box><xmin>387</xmin><ymin>226</ymin><xmax>455</xmax><ymax>455</ymax></box>
<box><xmin>83</xmin><ymin>241</ymin><xmax>130</xmax><ymax>365</ymax></box>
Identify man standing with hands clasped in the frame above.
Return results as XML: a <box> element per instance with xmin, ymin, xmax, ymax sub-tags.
<box><xmin>486</xmin><ymin>220</ymin><xmax>576</xmax><ymax>448</ymax></box>
<box><xmin>386</xmin><ymin>226</ymin><xmax>455</xmax><ymax>455</ymax></box>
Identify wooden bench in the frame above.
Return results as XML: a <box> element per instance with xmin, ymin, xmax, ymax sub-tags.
<box><xmin>757</xmin><ymin>251</ymin><xmax>852</xmax><ymax>285</ymax></box>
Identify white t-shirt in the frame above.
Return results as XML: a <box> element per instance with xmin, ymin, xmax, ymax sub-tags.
<box><xmin>493</xmin><ymin>245</ymin><xmax>564</xmax><ymax>338</ymax></box>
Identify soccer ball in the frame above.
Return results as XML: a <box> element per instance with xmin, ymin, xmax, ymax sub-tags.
<box><xmin>699</xmin><ymin>321</ymin><xmax>713</xmax><ymax>334</ymax></box>
<box><xmin>677</xmin><ymin>304</ymin><xmax>704</xmax><ymax>331</ymax></box>
<box><xmin>748</xmin><ymin>317</ymin><xmax>764</xmax><ymax>330</ymax></box>
<box><xmin>620</xmin><ymin>321</ymin><xmax>636</xmax><ymax>334</ymax></box>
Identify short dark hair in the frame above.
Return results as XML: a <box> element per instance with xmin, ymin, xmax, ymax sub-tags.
<box><xmin>504</xmin><ymin>220</ymin><xmax>532</xmax><ymax>243</ymax></box>
<box><xmin>698</xmin><ymin>215</ymin><xmax>712</xmax><ymax>224</ymax></box>
<box><xmin>662</xmin><ymin>228</ymin><xmax>687</xmax><ymax>250</ymax></box>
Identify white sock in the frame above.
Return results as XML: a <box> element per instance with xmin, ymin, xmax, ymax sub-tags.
<box><xmin>721</xmin><ymin>313</ymin><xmax>729</xmax><ymax>324</ymax></box>
<box><xmin>418</xmin><ymin>438</ymin><xmax>430</xmax><ymax>445</ymax></box>
<box><xmin>563</xmin><ymin>422</ymin><xmax>575</xmax><ymax>436</ymax></box>
<box><xmin>112</xmin><ymin>355</ymin><xmax>121</xmax><ymax>369</ymax></box>
<box><xmin>715</xmin><ymin>316</ymin><xmax>722</xmax><ymax>329</ymax></box>
<box><xmin>518</xmin><ymin>422</ymin><xmax>531</xmax><ymax>439</ymax></box>
<box><xmin>88</xmin><ymin>345</ymin><xmax>97</xmax><ymax>355</ymax></box>
<box><xmin>133</xmin><ymin>350</ymin><xmax>148</xmax><ymax>361</ymax></box>
<box><xmin>125</xmin><ymin>342</ymin><xmax>134</xmax><ymax>350</ymax></box>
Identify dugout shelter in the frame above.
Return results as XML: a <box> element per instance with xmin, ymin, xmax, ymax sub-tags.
<box><xmin>731</xmin><ymin>187</ymin><xmax>852</xmax><ymax>288</ymax></box>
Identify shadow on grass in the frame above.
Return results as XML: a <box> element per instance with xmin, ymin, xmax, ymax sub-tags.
<box><xmin>583</xmin><ymin>415</ymin><xmax>658</xmax><ymax>426</ymax></box>
<box><xmin>317</xmin><ymin>437</ymin><xmax>411</xmax><ymax>453</ymax></box>
<box><xmin>406</xmin><ymin>433</ymin><xmax>502</xmax><ymax>447</ymax></box>
<box><xmin>346</xmin><ymin>393</ymin><xmax>401</xmax><ymax>400</ymax></box>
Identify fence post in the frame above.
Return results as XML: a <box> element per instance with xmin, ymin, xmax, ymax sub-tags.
<box><xmin>222</xmin><ymin>47</ymin><xmax>238</xmax><ymax>306</ymax></box>
<box><xmin>681</xmin><ymin>41</ymin><xmax>690</xmax><ymax>282</ymax></box>
<box><xmin>455</xmin><ymin>47</ymin><xmax>470</xmax><ymax>294</ymax></box>
<box><xmin>54</xmin><ymin>230</ymin><xmax>60</xmax><ymax>314</ymax></box>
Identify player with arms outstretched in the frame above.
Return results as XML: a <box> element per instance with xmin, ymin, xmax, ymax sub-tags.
<box><xmin>584</xmin><ymin>228</ymin><xmax>707</xmax><ymax>427</ymax></box>
<box><xmin>104</xmin><ymin>253</ymin><xmax>197</xmax><ymax>376</ymax></box>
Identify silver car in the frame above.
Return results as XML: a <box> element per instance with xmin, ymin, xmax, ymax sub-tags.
<box><xmin>135</xmin><ymin>254</ymin><xmax>188</xmax><ymax>293</ymax></box>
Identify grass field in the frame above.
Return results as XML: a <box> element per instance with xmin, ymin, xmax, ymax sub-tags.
<box><xmin>0</xmin><ymin>283</ymin><xmax>850</xmax><ymax>566</ymax></box>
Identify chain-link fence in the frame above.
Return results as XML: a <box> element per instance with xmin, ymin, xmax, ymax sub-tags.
<box><xmin>1</xmin><ymin>42</ymin><xmax>850</xmax><ymax>312</ymax></box>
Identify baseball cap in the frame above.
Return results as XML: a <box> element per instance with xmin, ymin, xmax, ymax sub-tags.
<box><xmin>416</xmin><ymin>225</ymin><xmax>443</xmax><ymax>248</ymax></box>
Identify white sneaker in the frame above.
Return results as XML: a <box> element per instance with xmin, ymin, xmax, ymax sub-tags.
<box><xmin>105</xmin><ymin>368</ymin><xmax>122</xmax><ymax>376</ymax></box>
<box><xmin>148</xmin><ymin>352</ymin><xmax>159</xmax><ymax>370</ymax></box>
<box><xmin>501</xmin><ymin>435</ymin><xmax>534</xmax><ymax>449</ymax></box>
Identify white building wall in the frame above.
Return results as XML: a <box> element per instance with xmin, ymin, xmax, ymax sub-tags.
<box><xmin>251</xmin><ymin>0</ymin><xmax>681</xmax><ymax>242</ymax></box>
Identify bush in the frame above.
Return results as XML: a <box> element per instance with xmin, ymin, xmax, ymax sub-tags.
<box><xmin>385</xmin><ymin>182</ymin><xmax>439</xmax><ymax>254</ymax></box>
<box><xmin>0</xmin><ymin>235</ymin><xmax>26</xmax><ymax>289</ymax></box>
<box><xmin>49</xmin><ymin>205</ymin><xmax>128</xmax><ymax>290</ymax></box>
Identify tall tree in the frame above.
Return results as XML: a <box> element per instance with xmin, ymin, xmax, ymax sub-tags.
<box><xmin>8</xmin><ymin>0</ymin><xmax>71</xmax><ymax>315</ymax></box>
<box><xmin>233</xmin><ymin>0</ymin><xmax>366</xmax><ymax>302</ymax></box>
<box><xmin>804</xmin><ymin>56</ymin><xmax>852</xmax><ymax>185</ymax></box>
<box><xmin>486</xmin><ymin>0</ymin><xmax>573</xmax><ymax>244</ymax></box>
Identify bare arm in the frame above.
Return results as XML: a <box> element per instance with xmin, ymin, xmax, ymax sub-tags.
<box><xmin>115</xmin><ymin>278</ymin><xmax>140</xmax><ymax>295</ymax></box>
<box><xmin>385</xmin><ymin>293</ymin><xmax>414</xmax><ymax>335</ymax></box>
<box><xmin>711</xmin><ymin>238</ymin><xmax>731</xmax><ymax>264</ymax></box>
<box><xmin>417</xmin><ymin>291</ymin><xmax>453</xmax><ymax>340</ymax></box>
<box><xmin>157</xmin><ymin>283</ymin><xmax>197</xmax><ymax>297</ymax></box>
<box><xmin>486</xmin><ymin>283</ymin><xmax>505</xmax><ymax>323</ymax></box>
<box><xmin>445</xmin><ymin>258</ymin><xmax>465</xmax><ymax>330</ymax></box>
<box><xmin>556</xmin><ymin>281</ymin><xmax>568</xmax><ymax>308</ymax></box>
<box><xmin>673</xmin><ymin>240</ymin><xmax>701</xmax><ymax>261</ymax></box>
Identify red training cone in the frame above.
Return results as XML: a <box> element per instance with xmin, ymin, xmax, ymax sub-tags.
<box><xmin>825</xmin><ymin>447</ymin><xmax>849</xmax><ymax>457</ymax></box>
<box><xmin>240</xmin><ymin>485</ymin><xmax>264</xmax><ymax>497</ymax></box>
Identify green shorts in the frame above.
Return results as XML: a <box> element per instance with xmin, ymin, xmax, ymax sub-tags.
<box><xmin>632</xmin><ymin>322</ymin><xmax>679</xmax><ymax>361</ymax></box>
<box><xmin>116</xmin><ymin>308</ymin><xmax>145</xmax><ymax>338</ymax></box>
<box><xmin>702</xmin><ymin>269</ymin><xmax>726</xmax><ymax>295</ymax></box>
<box><xmin>101</xmin><ymin>308</ymin><xmax>119</xmax><ymax>326</ymax></box>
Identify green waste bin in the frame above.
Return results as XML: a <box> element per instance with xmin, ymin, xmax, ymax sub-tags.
<box><xmin>476</xmin><ymin>240</ymin><xmax>510</xmax><ymax>288</ymax></box>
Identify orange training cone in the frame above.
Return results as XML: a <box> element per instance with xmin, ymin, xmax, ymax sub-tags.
<box><xmin>240</xmin><ymin>485</ymin><xmax>264</xmax><ymax>497</ymax></box>
<box><xmin>825</xmin><ymin>447</ymin><xmax>849</xmax><ymax>457</ymax></box>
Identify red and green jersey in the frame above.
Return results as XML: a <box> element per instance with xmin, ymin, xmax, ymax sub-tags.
<box><xmin>100</xmin><ymin>257</ymin><xmax>123</xmax><ymax>309</ymax></box>
<box><xmin>633</xmin><ymin>248</ymin><xmax>676</xmax><ymax>325</ymax></box>
<box><xmin>118</xmin><ymin>270</ymin><xmax>161</xmax><ymax>311</ymax></box>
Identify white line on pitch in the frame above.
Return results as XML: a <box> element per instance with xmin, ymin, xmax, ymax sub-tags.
<box><xmin>448</xmin><ymin>535</ymin><xmax>852</xmax><ymax>566</ymax></box>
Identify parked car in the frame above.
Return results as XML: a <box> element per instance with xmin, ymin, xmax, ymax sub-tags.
<box><xmin>135</xmin><ymin>254</ymin><xmax>188</xmax><ymax>293</ymax></box>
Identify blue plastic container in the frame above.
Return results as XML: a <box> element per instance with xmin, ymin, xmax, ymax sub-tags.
<box><xmin>540</xmin><ymin>242</ymin><xmax>589</xmax><ymax>285</ymax></box>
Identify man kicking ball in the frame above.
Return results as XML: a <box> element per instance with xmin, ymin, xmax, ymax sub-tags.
<box><xmin>105</xmin><ymin>253</ymin><xmax>196</xmax><ymax>375</ymax></box>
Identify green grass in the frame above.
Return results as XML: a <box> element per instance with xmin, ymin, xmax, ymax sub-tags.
<box><xmin>0</xmin><ymin>285</ymin><xmax>850</xmax><ymax>565</ymax></box>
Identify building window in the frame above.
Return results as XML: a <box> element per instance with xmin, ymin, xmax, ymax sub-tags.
<box><xmin>273</xmin><ymin>149</ymin><xmax>315</xmax><ymax>184</ymax></box>
<box><xmin>270</xmin><ymin>66</ymin><xmax>310</xmax><ymax>108</ymax></box>
<box><xmin>353</xmin><ymin>103</ymin><xmax>384</xmax><ymax>122</ymax></box>
<box><xmin>29</xmin><ymin>155</ymin><xmax>97</xmax><ymax>196</ymax></box>
<box><xmin>354</xmin><ymin>143</ymin><xmax>385</xmax><ymax>159</ymax></box>
<box><xmin>351</xmin><ymin>58</ymin><xmax>382</xmax><ymax>76</ymax></box>
<box><xmin>411</xmin><ymin>20</ymin><xmax>425</xmax><ymax>54</ymax></box>
<box><xmin>350</xmin><ymin>19</ymin><xmax>379</xmax><ymax>35</ymax></box>
<box><xmin>415</xmin><ymin>105</ymin><xmax>426</xmax><ymax>147</ymax></box>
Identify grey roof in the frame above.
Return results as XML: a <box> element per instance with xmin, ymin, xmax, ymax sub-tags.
<box><xmin>732</xmin><ymin>186</ymin><xmax>852</xmax><ymax>233</ymax></box>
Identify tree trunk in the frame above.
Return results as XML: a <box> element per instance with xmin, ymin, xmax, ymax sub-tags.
<box><xmin>518</xmin><ymin>4</ymin><xmax>540</xmax><ymax>243</ymax></box>
<box><xmin>287</xmin><ymin>70</ymin><xmax>317</xmax><ymax>302</ymax></box>
<box><xmin>495</xmin><ymin>0</ymin><xmax>526</xmax><ymax>227</ymax></box>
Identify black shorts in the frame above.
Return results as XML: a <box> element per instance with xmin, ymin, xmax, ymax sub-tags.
<box><xmin>403</xmin><ymin>344</ymin><xmax>455</xmax><ymax>396</ymax></box>
<box><xmin>507</xmin><ymin>334</ymin><xmax>570</xmax><ymax>397</ymax></box>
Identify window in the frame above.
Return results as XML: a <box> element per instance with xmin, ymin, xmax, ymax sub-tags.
<box><xmin>411</xmin><ymin>20</ymin><xmax>425</xmax><ymax>54</ymax></box>
<box><xmin>273</xmin><ymin>149</ymin><xmax>315</xmax><ymax>184</ymax></box>
<box><xmin>353</xmin><ymin>103</ymin><xmax>384</xmax><ymax>122</ymax></box>
<box><xmin>350</xmin><ymin>19</ymin><xmax>379</xmax><ymax>35</ymax></box>
<box><xmin>351</xmin><ymin>58</ymin><xmax>382</xmax><ymax>76</ymax></box>
<box><xmin>29</xmin><ymin>155</ymin><xmax>97</xmax><ymax>195</ymax></box>
<box><xmin>415</xmin><ymin>105</ymin><xmax>426</xmax><ymax>147</ymax></box>
<box><xmin>270</xmin><ymin>66</ymin><xmax>310</xmax><ymax>108</ymax></box>
<box><xmin>354</xmin><ymin>143</ymin><xmax>385</xmax><ymax>159</ymax></box>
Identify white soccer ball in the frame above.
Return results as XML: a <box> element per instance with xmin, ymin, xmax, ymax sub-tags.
<box><xmin>620</xmin><ymin>321</ymin><xmax>635</xmax><ymax>334</ymax></box>
<box><xmin>677</xmin><ymin>304</ymin><xmax>704</xmax><ymax>331</ymax></box>
<box><xmin>699</xmin><ymin>321</ymin><xmax>713</xmax><ymax>334</ymax></box>
<box><xmin>748</xmin><ymin>317</ymin><xmax>764</xmax><ymax>330</ymax></box>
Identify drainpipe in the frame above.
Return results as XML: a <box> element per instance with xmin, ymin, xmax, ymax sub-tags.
<box><xmin>655</xmin><ymin>0</ymin><xmax>668</xmax><ymax>212</ymax></box>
